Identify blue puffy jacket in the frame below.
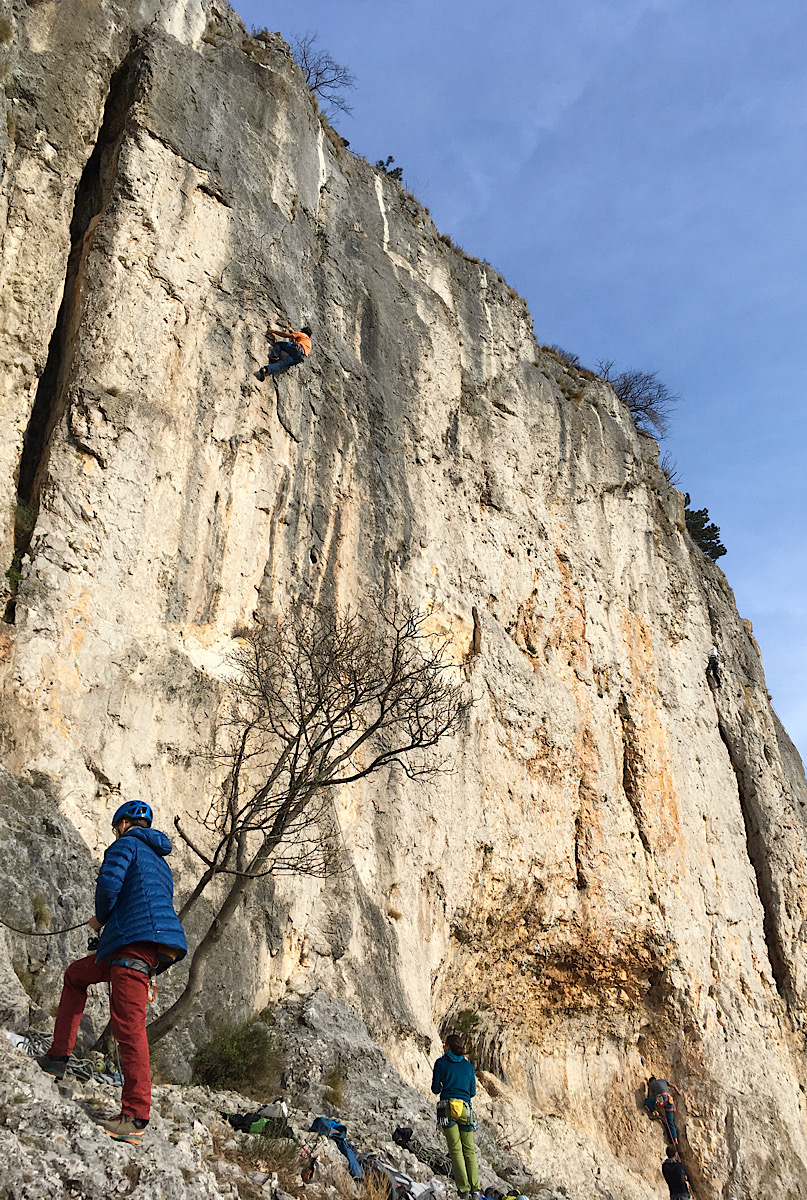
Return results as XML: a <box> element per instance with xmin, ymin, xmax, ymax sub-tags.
<box><xmin>95</xmin><ymin>828</ymin><xmax>187</xmax><ymax>970</ymax></box>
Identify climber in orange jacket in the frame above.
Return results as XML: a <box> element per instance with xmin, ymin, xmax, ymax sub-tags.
<box><xmin>257</xmin><ymin>324</ymin><xmax>312</xmax><ymax>379</ymax></box>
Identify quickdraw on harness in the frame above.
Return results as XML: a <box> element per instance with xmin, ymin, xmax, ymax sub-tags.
<box><xmin>108</xmin><ymin>955</ymin><xmax>160</xmax><ymax>1002</ymax></box>
<box><xmin>436</xmin><ymin>1098</ymin><xmax>477</xmax><ymax>1130</ymax></box>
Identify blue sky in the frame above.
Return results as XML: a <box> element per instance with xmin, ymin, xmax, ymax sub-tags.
<box><xmin>234</xmin><ymin>0</ymin><xmax>807</xmax><ymax>759</ymax></box>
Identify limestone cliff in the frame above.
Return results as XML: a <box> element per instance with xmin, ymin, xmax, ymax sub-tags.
<box><xmin>2</xmin><ymin>2</ymin><xmax>807</xmax><ymax>1197</ymax></box>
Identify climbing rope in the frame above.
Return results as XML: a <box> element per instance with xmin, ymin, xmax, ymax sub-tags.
<box><xmin>0</xmin><ymin>916</ymin><xmax>88</xmax><ymax>937</ymax></box>
<box><xmin>7</xmin><ymin>1029</ymin><xmax>121</xmax><ymax>1087</ymax></box>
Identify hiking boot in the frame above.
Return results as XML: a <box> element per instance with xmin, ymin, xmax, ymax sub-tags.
<box><xmin>102</xmin><ymin>1113</ymin><xmax>149</xmax><ymax>1145</ymax></box>
<box><xmin>36</xmin><ymin>1053</ymin><xmax>68</xmax><ymax>1081</ymax></box>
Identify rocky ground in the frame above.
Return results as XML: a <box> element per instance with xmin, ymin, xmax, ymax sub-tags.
<box><xmin>0</xmin><ymin>991</ymin><xmax>569</xmax><ymax>1200</ymax></box>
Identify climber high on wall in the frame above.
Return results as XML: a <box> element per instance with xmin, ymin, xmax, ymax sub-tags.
<box><xmin>257</xmin><ymin>322</ymin><xmax>312</xmax><ymax>380</ymax></box>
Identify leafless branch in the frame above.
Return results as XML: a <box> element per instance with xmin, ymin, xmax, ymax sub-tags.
<box><xmin>290</xmin><ymin>31</ymin><xmax>356</xmax><ymax>117</ymax></box>
<box><xmin>148</xmin><ymin>599</ymin><xmax>471</xmax><ymax>1043</ymax></box>
<box><xmin>597</xmin><ymin>361</ymin><xmax>679</xmax><ymax>439</ymax></box>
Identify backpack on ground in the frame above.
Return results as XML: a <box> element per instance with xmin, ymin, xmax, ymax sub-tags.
<box><xmin>359</xmin><ymin>1153</ymin><xmax>436</xmax><ymax>1200</ymax></box>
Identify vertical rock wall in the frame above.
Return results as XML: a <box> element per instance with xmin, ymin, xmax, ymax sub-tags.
<box><xmin>1</xmin><ymin>4</ymin><xmax>807</xmax><ymax>1196</ymax></box>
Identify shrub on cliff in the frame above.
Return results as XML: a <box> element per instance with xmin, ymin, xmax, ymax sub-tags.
<box><xmin>544</xmin><ymin>344</ymin><xmax>581</xmax><ymax>369</ymax></box>
<box><xmin>193</xmin><ymin>1017</ymin><xmax>283</xmax><ymax>1094</ymax></box>
<box><xmin>375</xmin><ymin>155</ymin><xmax>403</xmax><ymax>181</ymax></box>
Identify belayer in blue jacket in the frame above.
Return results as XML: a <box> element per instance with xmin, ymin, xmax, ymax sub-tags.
<box><xmin>38</xmin><ymin>801</ymin><xmax>187</xmax><ymax>1145</ymax></box>
<box><xmin>432</xmin><ymin>1033</ymin><xmax>481</xmax><ymax>1199</ymax></box>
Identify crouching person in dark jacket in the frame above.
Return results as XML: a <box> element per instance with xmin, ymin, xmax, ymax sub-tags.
<box><xmin>38</xmin><ymin>800</ymin><xmax>187</xmax><ymax>1144</ymax></box>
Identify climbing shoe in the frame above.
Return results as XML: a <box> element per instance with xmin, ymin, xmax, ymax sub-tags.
<box><xmin>36</xmin><ymin>1053</ymin><xmax>69</xmax><ymax>1080</ymax></box>
<box><xmin>102</xmin><ymin>1113</ymin><xmax>149</xmax><ymax>1145</ymax></box>
<box><xmin>256</xmin><ymin>367</ymin><xmax>267</xmax><ymax>381</ymax></box>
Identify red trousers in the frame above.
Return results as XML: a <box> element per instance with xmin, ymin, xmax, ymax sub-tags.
<box><xmin>49</xmin><ymin>944</ymin><xmax>157</xmax><ymax>1119</ymax></box>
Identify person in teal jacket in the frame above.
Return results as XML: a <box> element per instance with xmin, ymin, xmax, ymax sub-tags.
<box><xmin>431</xmin><ymin>1033</ymin><xmax>481</xmax><ymax>1199</ymax></box>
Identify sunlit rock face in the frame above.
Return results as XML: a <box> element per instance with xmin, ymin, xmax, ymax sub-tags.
<box><xmin>2</xmin><ymin>4</ymin><xmax>807</xmax><ymax>1196</ymax></box>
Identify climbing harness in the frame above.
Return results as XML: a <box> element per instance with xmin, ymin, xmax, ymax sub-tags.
<box><xmin>436</xmin><ymin>1098</ymin><xmax>477</xmax><ymax>1130</ymax></box>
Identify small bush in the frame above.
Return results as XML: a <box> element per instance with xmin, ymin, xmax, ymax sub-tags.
<box><xmin>659</xmin><ymin>453</ymin><xmax>681</xmax><ymax>486</ymax></box>
<box><xmin>192</xmin><ymin>1018</ymin><xmax>283</xmax><ymax>1094</ymax></box>
<box><xmin>359</xmin><ymin>1163</ymin><xmax>399</xmax><ymax>1200</ymax></box>
<box><xmin>5</xmin><ymin>551</ymin><xmax>23</xmax><ymax>584</ymax></box>
<box><xmin>214</xmin><ymin>1130</ymin><xmax>305</xmax><ymax>1196</ymax></box>
<box><xmin>32</xmin><ymin>893</ymin><xmax>52</xmax><ymax>928</ymax></box>
<box><xmin>375</xmin><ymin>155</ymin><xmax>403</xmax><ymax>182</ymax></box>
<box><xmin>453</xmin><ymin>1009</ymin><xmax>480</xmax><ymax>1034</ymax></box>
<box><xmin>322</xmin><ymin>1065</ymin><xmax>345</xmax><ymax>1108</ymax></box>
<box><xmin>0</xmin><ymin>18</ymin><xmax>13</xmax><ymax>44</ymax></box>
<box><xmin>544</xmin><ymin>344</ymin><xmax>581</xmax><ymax>369</ymax></box>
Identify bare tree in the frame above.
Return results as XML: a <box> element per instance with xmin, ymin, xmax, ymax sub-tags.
<box><xmin>290</xmin><ymin>31</ymin><xmax>356</xmax><ymax>117</ymax></box>
<box><xmin>597</xmin><ymin>361</ymin><xmax>679</xmax><ymax>438</ymax></box>
<box><xmin>147</xmin><ymin>601</ymin><xmax>470</xmax><ymax>1043</ymax></box>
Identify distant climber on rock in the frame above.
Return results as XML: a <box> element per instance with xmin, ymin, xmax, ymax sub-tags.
<box><xmin>256</xmin><ymin>323</ymin><xmax>312</xmax><ymax>380</ymax></box>
<box><xmin>661</xmin><ymin>1145</ymin><xmax>691</xmax><ymax>1199</ymax></box>
<box><xmin>432</xmin><ymin>1032</ymin><xmax>481</xmax><ymax>1200</ymax></box>
<box><xmin>36</xmin><ymin>800</ymin><xmax>187</xmax><ymax>1146</ymax></box>
<box><xmin>644</xmin><ymin>1076</ymin><xmax>681</xmax><ymax>1145</ymax></box>
<box><xmin>706</xmin><ymin>644</ymin><xmax>721</xmax><ymax>688</ymax></box>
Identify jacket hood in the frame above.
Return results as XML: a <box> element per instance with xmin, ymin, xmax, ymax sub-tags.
<box><xmin>446</xmin><ymin>1052</ymin><xmax>466</xmax><ymax>1062</ymax></box>
<box><xmin>122</xmin><ymin>827</ymin><xmax>172</xmax><ymax>856</ymax></box>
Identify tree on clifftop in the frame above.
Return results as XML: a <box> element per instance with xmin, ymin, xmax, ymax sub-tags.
<box><xmin>597</xmin><ymin>362</ymin><xmax>679</xmax><ymax>439</ymax></box>
<box><xmin>289</xmin><ymin>31</ymin><xmax>356</xmax><ymax>117</ymax></box>
<box><xmin>684</xmin><ymin>494</ymin><xmax>727</xmax><ymax>560</ymax></box>
<box><xmin>146</xmin><ymin>600</ymin><xmax>470</xmax><ymax>1044</ymax></box>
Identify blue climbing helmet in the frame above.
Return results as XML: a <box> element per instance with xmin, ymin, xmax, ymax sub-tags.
<box><xmin>111</xmin><ymin>799</ymin><xmax>153</xmax><ymax>828</ymax></box>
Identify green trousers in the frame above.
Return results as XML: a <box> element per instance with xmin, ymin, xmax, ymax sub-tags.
<box><xmin>442</xmin><ymin>1123</ymin><xmax>479</xmax><ymax>1193</ymax></box>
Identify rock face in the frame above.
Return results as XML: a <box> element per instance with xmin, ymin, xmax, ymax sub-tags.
<box><xmin>2</xmin><ymin>2</ymin><xmax>807</xmax><ymax>1197</ymax></box>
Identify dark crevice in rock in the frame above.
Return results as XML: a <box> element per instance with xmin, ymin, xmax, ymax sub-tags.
<box><xmin>574</xmin><ymin>809</ymin><xmax>588</xmax><ymax>890</ymax></box>
<box><xmin>4</xmin><ymin>48</ymin><xmax>139</xmax><ymax>623</ymax></box>
<box><xmin>618</xmin><ymin>694</ymin><xmax>652</xmax><ymax>859</ymax></box>
<box><xmin>717</xmin><ymin>720</ymin><xmax>791</xmax><ymax>1003</ymax></box>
